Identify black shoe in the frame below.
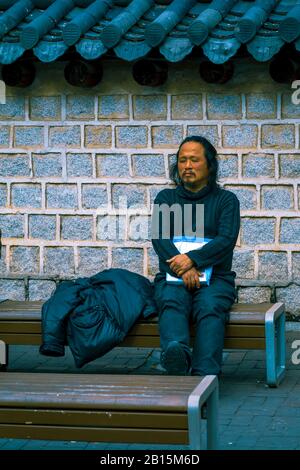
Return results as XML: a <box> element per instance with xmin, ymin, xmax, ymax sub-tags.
<box><xmin>161</xmin><ymin>341</ymin><xmax>190</xmax><ymax>375</ymax></box>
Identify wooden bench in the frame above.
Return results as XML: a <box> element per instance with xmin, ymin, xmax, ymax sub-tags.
<box><xmin>0</xmin><ymin>300</ymin><xmax>286</xmax><ymax>387</ymax></box>
<box><xmin>0</xmin><ymin>372</ymin><xmax>218</xmax><ymax>450</ymax></box>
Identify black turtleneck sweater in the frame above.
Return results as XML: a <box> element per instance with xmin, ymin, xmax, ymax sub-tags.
<box><xmin>151</xmin><ymin>184</ymin><xmax>240</xmax><ymax>282</ymax></box>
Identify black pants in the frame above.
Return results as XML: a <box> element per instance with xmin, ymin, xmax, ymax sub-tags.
<box><xmin>154</xmin><ymin>275</ymin><xmax>237</xmax><ymax>376</ymax></box>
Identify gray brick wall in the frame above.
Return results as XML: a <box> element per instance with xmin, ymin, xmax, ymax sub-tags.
<box><xmin>0</xmin><ymin>62</ymin><xmax>299</xmax><ymax>316</ymax></box>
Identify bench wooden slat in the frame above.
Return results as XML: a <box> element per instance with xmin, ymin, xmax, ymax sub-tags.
<box><xmin>0</xmin><ymin>312</ymin><xmax>42</xmax><ymax>321</ymax></box>
<box><xmin>0</xmin><ymin>321</ymin><xmax>265</xmax><ymax>337</ymax></box>
<box><xmin>0</xmin><ymin>300</ymin><xmax>274</xmax><ymax>313</ymax></box>
<box><xmin>0</xmin><ymin>322</ymin><xmax>41</xmax><ymax>333</ymax></box>
<box><xmin>0</xmin><ymin>373</ymin><xmax>201</xmax><ymax>412</ymax></box>
<box><xmin>0</xmin><ymin>333</ymin><xmax>267</xmax><ymax>349</ymax></box>
<box><xmin>0</xmin><ymin>300</ymin><xmax>274</xmax><ymax>324</ymax></box>
<box><xmin>224</xmin><ymin>338</ymin><xmax>265</xmax><ymax>349</ymax></box>
<box><xmin>0</xmin><ymin>409</ymin><xmax>188</xmax><ymax>429</ymax></box>
<box><xmin>0</xmin><ymin>334</ymin><xmax>41</xmax><ymax>345</ymax></box>
<box><xmin>0</xmin><ymin>301</ymin><xmax>42</xmax><ymax>311</ymax></box>
<box><xmin>0</xmin><ymin>424</ymin><xmax>189</xmax><ymax>445</ymax></box>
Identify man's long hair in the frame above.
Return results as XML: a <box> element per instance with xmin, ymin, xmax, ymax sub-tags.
<box><xmin>170</xmin><ymin>135</ymin><xmax>219</xmax><ymax>189</ymax></box>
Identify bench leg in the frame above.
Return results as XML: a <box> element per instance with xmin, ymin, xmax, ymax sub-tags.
<box><xmin>0</xmin><ymin>340</ymin><xmax>8</xmax><ymax>370</ymax></box>
<box><xmin>206</xmin><ymin>384</ymin><xmax>219</xmax><ymax>450</ymax></box>
<box><xmin>265</xmin><ymin>308</ymin><xmax>286</xmax><ymax>387</ymax></box>
<box><xmin>188</xmin><ymin>375</ymin><xmax>219</xmax><ymax>450</ymax></box>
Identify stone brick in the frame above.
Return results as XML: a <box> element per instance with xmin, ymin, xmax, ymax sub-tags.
<box><xmin>112</xmin><ymin>248</ymin><xmax>144</xmax><ymax>274</ymax></box>
<box><xmin>44</xmin><ymin>247</ymin><xmax>75</xmax><ymax>275</ymax></box>
<box><xmin>258</xmin><ymin>251</ymin><xmax>288</xmax><ymax>281</ymax></box>
<box><xmin>282</xmin><ymin>93</ymin><xmax>300</xmax><ymax>119</ymax></box>
<box><xmin>279</xmin><ymin>154</ymin><xmax>300</xmax><ymax>178</ymax></box>
<box><xmin>82</xmin><ymin>184</ymin><xmax>108</xmax><ymax>209</ymax></box>
<box><xmin>222</xmin><ymin>125</ymin><xmax>258</xmax><ymax>148</ymax></box>
<box><xmin>46</xmin><ymin>184</ymin><xmax>77</xmax><ymax>209</ymax></box>
<box><xmin>84</xmin><ymin>125</ymin><xmax>112</xmax><ymax>148</ymax></box>
<box><xmin>77</xmin><ymin>247</ymin><xmax>108</xmax><ymax>275</ymax></box>
<box><xmin>14</xmin><ymin>126</ymin><xmax>44</xmax><ymax>148</ymax></box>
<box><xmin>218</xmin><ymin>154</ymin><xmax>238</xmax><ymax>179</ymax></box>
<box><xmin>151</xmin><ymin>125</ymin><xmax>183</xmax><ymax>148</ymax></box>
<box><xmin>167</xmin><ymin>154</ymin><xmax>179</xmax><ymax>181</ymax></box>
<box><xmin>112</xmin><ymin>184</ymin><xmax>147</xmax><ymax>209</ymax></box>
<box><xmin>292</xmin><ymin>252</ymin><xmax>300</xmax><ymax>279</ymax></box>
<box><xmin>280</xmin><ymin>218</ymin><xmax>300</xmax><ymax>244</ymax></box>
<box><xmin>0</xmin><ymin>214</ymin><xmax>24</xmax><ymax>238</ymax></box>
<box><xmin>10</xmin><ymin>246</ymin><xmax>39</xmax><ymax>274</ymax></box>
<box><xmin>238</xmin><ymin>287</ymin><xmax>271</xmax><ymax>304</ymax></box>
<box><xmin>171</xmin><ymin>94</ymin><xmax>203</xmax><ymax>120</ymax></box>
<box><xmin>0</xmin><ymin>246</ymin><xmax>7</xmax><ymax>273</ymax></box>
<box><xmin>207</xmin><ymin>94</ymin><xmax>242</xmax><ymax>119</ymax></box>
<box><xmin>66</xmin><ymin>95</ymin><xmax>95</xmax><ymax>120</ymax></box>
<box><xmin>96</xmin><ymin>153</ymin><xmax>129</xmax><ymax>177</ymax></box>
<box><xmin>98</xmin><ymin>95</ymin><xmax>129</xmax><ymax>119</ymax></box>
<box><xmin>149</xmin><ymin>186</ymin><xmax>168</xmax><ymax>205</ymax></box>
<box><xmin>133</xmin><ymin>95</ymin><xmax>167</xmax><ymax>120</ymax></box>
<box><xmin>0</xmin><ymin>126</ymin><xmax>10</xmax><ymax>147</ymax></box>
<box><xmin>128</xmin><ymin>215</ymin><xmax>151</xmax><ymax>241</ymax></box>
<box><xmin>0</xmin><ymin>184</ymin><xmax>7</xmax><ymax>206</ymax></box>
<box><xmin>232</xmin><ymin>250</ymin><xmax>255</xmax><ymax>278</ymax></box>
<box><xmin>0</xmin><ymin>280</ymin><xmax>25</xmax><ymax>300</ymax></box>
<box><xmin>0</xmin><ymin>153</ymin><xmax>30</xmax><ymax>177</ymax></box>
<box><xmin>29</xmin><ymin>96</ymin><xmax>61</xmax><ymax>120</ymax></box>
<box><xmin>116</xmin><ymin>126</ymin><xmax>148</xmax><ymax>148</ymax></box>
<box><xmin>61</xmin><ymin>216</ymin><xmax>93</xmax><ymax>240</ymax></box>
<box><xmin>0</xmin><ymin>97</ymin><xmax>25</xmax><ymax>120</ymax></box>
<box><xmin>96</xmin><ymin>215</ymin><xmax>126</xmax><ymax>241</ymax></box>
<box><xmin>187</xmin><ymin>125</ymin><xmax>219</xmax><ymax>147</ymax></box>
<box><xmin>241</xmin><ymin>218</ymin><xmax>276</xmax><ymax>246</ymax></box>
<box><xmin>246</xmin><ymin>93</ymin><xmax>276</xmax><ymax>119</ymax></box>
<box><xmin>242</xmin><ymin>153</ymin><xmax>275</xmax><ymax>178</ymax></box>
<box><xmin>132</xmin><ymin>154</ymin><xmax>165</xmax><ymax>177</ymax></box>
<box><xmin>11</xmin><ymin>184</ymin><xmax>42</xmax><ymax>208</ymax></box>
<box><xmin>66</xmin><ymin>153</ymin><xmax>93</xmax><ymax>177</ymax></box>
<box><xmin>32</xmin><ymin>153</ymin><xmax>62</xmax><ymax>177</ymax></box>
<box><xmin>29</xmin><ymin>215</ymin><xmax>56</xmax><ymax>240</ymax></box>
<box><xmin>49</xmin><ymin>126</ymin><xmax>81</xmax><ymax>148</ymax></box>
<box><xmin>224</xmin><ymin>186</ymin><xmax>256</xmax><ymax>210</ymax></box>
<box><xmin>147</xmin><ymin>246</ymin><xmax>159</xmax><ymax>277</ymax></box>
<box><xmin>28</xmin><ymin>280</ymin><xmax>56</xmax><ymax>301</ymax></box>
<box><xmin>276</xmin><ymin>284</ymin><xmax>300</xmax><ymax>316</ymax></box>
<box><xmin>261</xmin><ymin>185</ymin><xmax>294</xmax><ymax>210</ymax></box>
<box><xmin>261</xmin><ymin>125</ymin><xmax>295</xmax><ymax>149</ymax></box>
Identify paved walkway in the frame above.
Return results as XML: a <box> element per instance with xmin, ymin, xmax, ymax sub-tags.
<box><xmin>1</xmin><ymin>327</ymin><xmax>300</xmax><ymax>450</ymax></box>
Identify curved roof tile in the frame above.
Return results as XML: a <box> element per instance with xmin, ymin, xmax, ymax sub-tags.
<box><xmin>0</xmin><ymin>0</ymin><xmax>299</xmax><ymax>64</ymax></box>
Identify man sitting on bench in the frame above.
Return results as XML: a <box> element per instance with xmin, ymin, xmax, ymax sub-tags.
<box><xmin>151</xmin><ymin>135</ymin><xmax>240</xmax><ymax>378</ymax></box>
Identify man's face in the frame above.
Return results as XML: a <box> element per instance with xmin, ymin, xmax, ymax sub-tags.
<box><xmin>177</xmin><ymin>141</ymin><xmax>210</xmax><ymax>190</ymax></box>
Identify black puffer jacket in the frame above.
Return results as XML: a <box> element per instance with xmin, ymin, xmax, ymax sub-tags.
<box><xmin>39</xmin><ymin>268</ymin><xmax>157</xmax><ymax>367</ymax></box>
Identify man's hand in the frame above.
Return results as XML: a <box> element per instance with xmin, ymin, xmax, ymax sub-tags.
<box><xmin>181</xmin><ymin>267</ymin><xmax>201</xmax><ymax>291</ymax></box>
<box><xmin>166</xmin><ymin>254</ymin><xmax>194</xmax><ymax>276</ymax></box>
